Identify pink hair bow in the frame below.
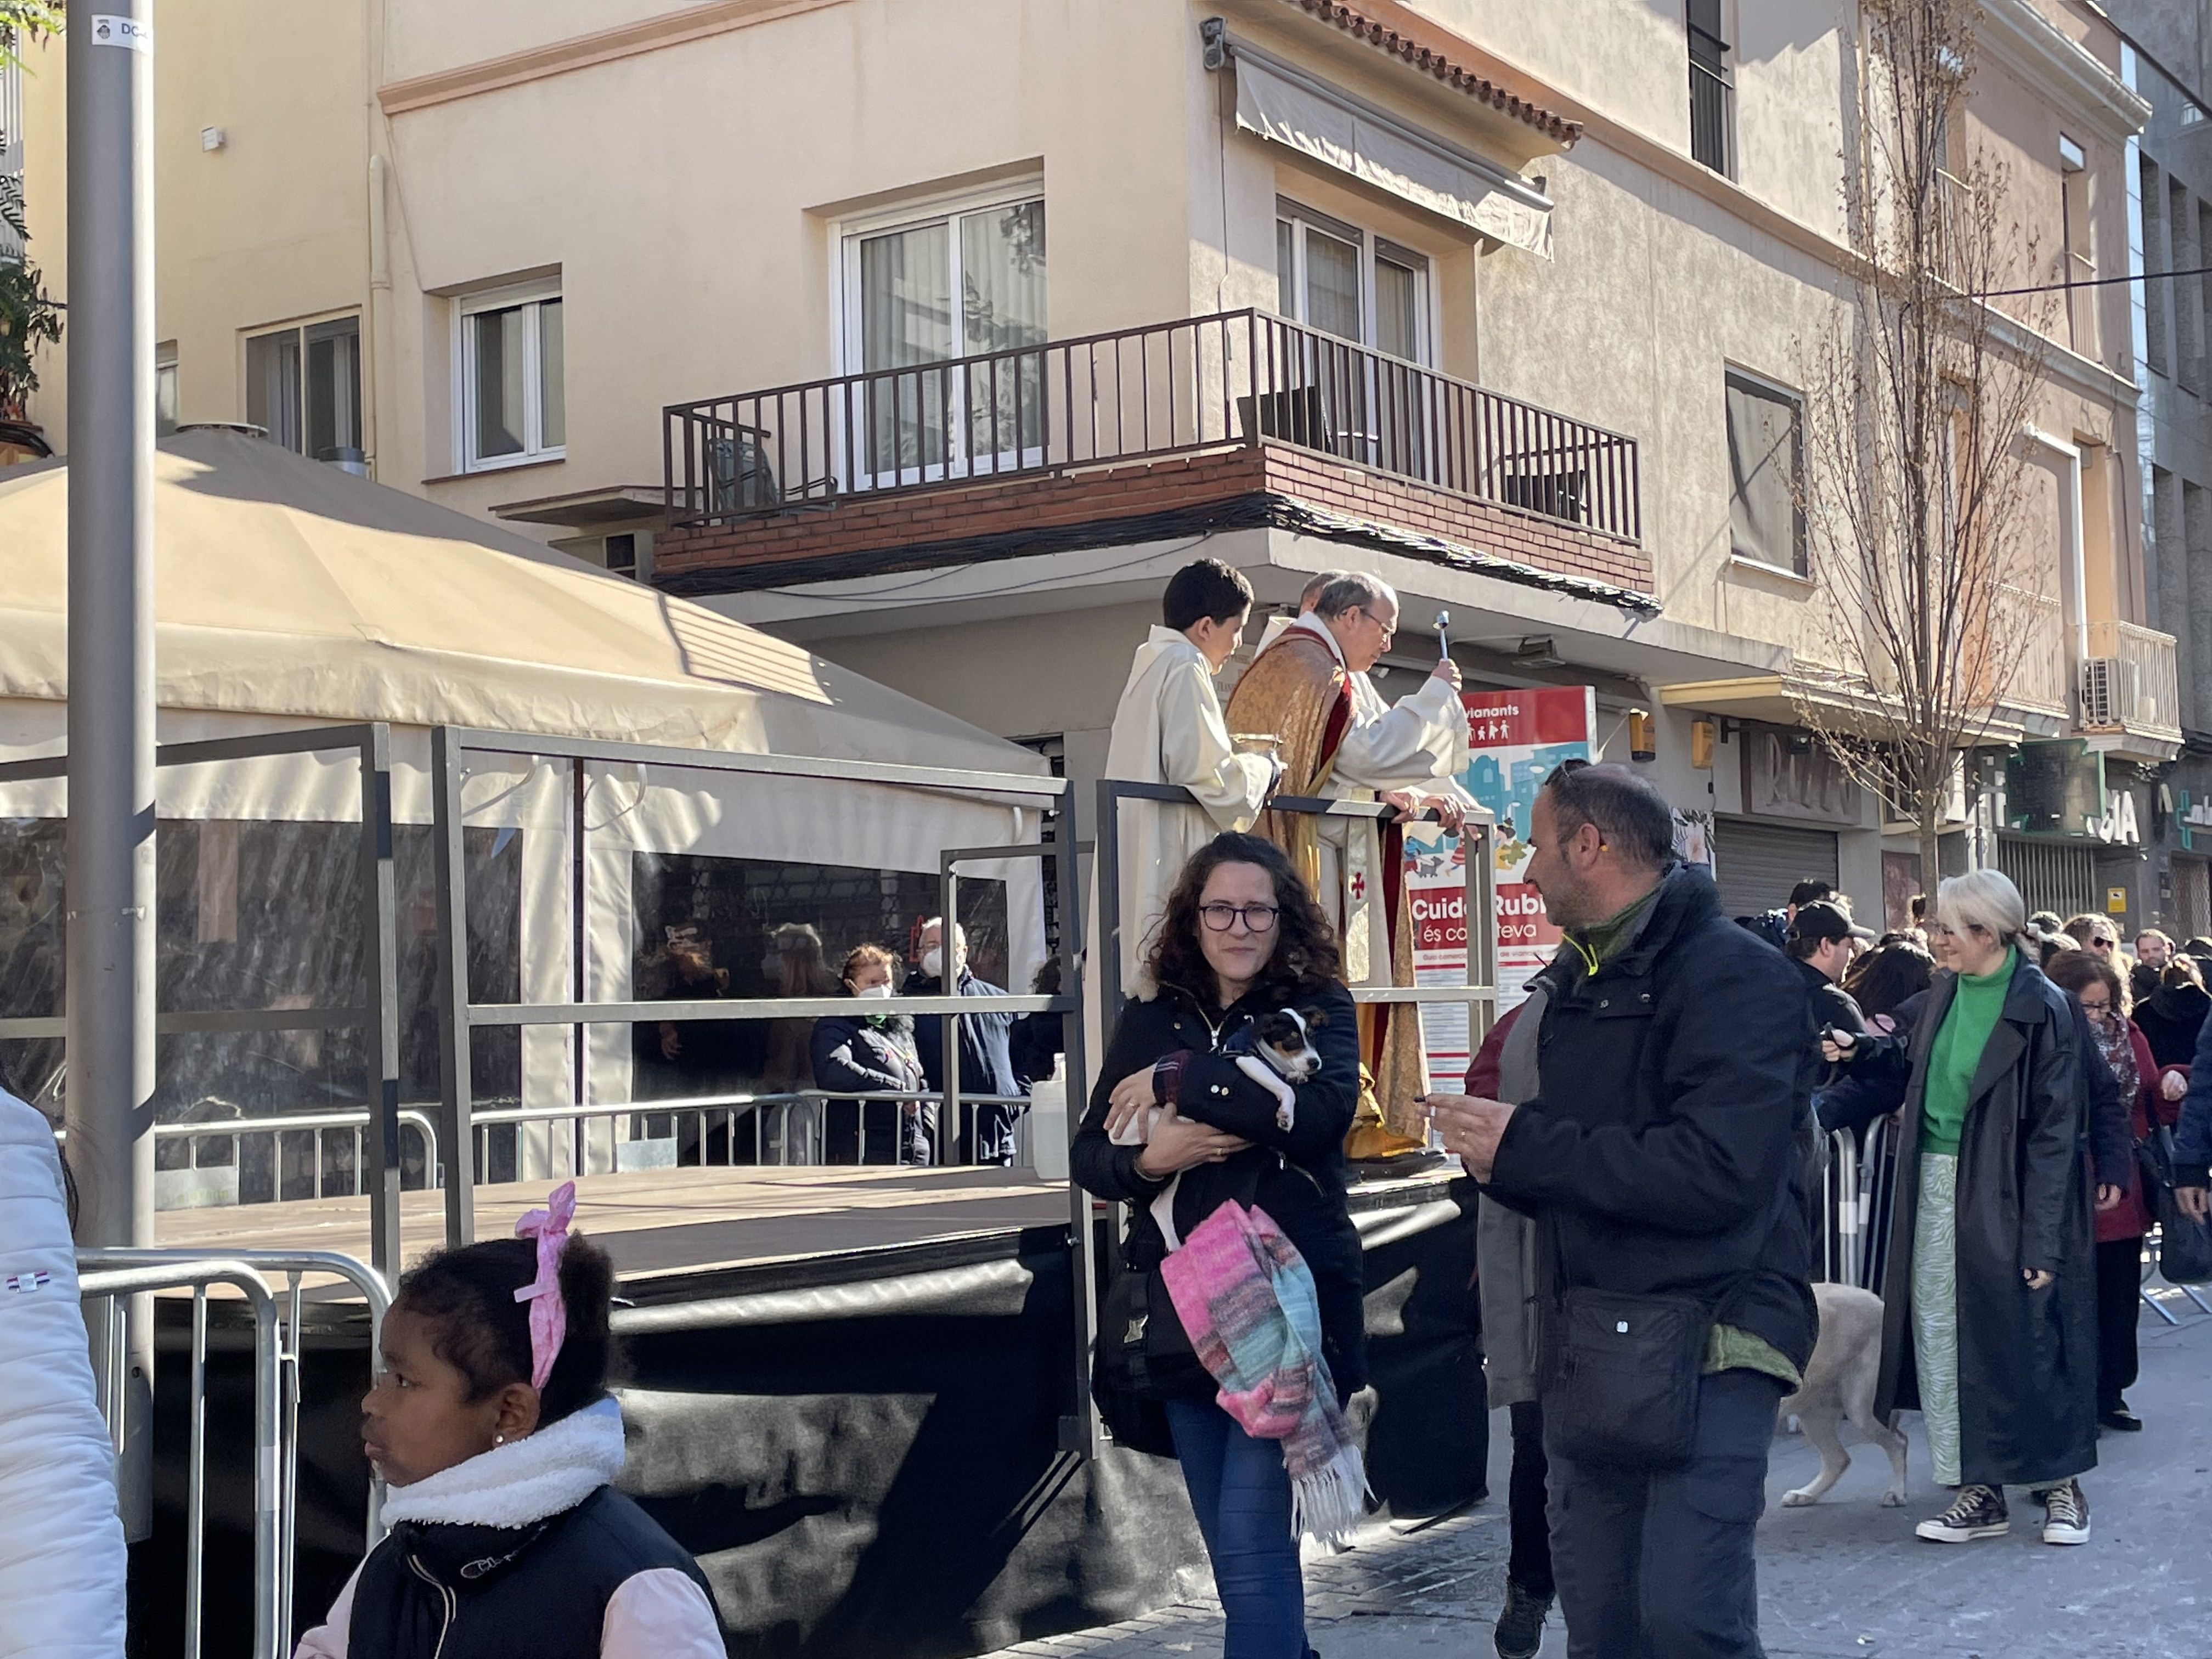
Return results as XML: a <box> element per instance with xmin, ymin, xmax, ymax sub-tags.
<box><xmin>514</xmin><ymin>1181</ymin><xmax>577</xmax><ymax>1392</ymax></box>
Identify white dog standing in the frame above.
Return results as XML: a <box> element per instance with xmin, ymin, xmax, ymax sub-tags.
<box><xmin>1779</xmin><ymin>1282</ymin><xmax>1909</xmax><ymax>1509</ymax></box>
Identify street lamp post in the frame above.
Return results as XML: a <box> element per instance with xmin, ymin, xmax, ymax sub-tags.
<box><xmin>65</xmin><ymin>0</ymin><xmax>157</xmax><ymax>1541</ymax></box>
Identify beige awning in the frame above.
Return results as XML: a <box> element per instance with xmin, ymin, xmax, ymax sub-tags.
<box><xmin>1233</xmin><ymin>49</ymin><xmax>1553</xmax><ymax>259</ymax></box>
<box><xmin>0</xmin><ymin>429</ymin><xmax>1044</xmax><ymax>777</ymax></box>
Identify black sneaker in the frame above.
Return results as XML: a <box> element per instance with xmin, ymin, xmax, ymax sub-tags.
<box><xmin>1915</xmin><ymin>1484</ymin><xmax>2009</xmax><ymax>1542</ymax></box>
<box><xmin>1494</xmin><ymin>1578</ymin><xmax>1551</xmax><ymax>1659</ymax></box>
<box><xmin>2098</xmin><ymin>1401</ymin><xmax>2143</xmax><ymax>1432</ymax></box>
<box><xmin>2040</xmin><ymin>1479</ymin><xmax>2090</xmax><ymax>1545</ymax></box>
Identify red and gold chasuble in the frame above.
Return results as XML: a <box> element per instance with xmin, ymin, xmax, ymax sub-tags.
<box><xmin>1224</xmin><ymin>630</ymin><xmax>1429</xmax><ymax>1160</ymax></box>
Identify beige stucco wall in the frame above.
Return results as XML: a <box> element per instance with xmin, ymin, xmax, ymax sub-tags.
<box><xmin>11</xmin><ymin>0</ymin><xmax>2148</xmax><ymax>700</ymax></box>
<box><xmin>375</xmin><ymin>0</ymin><xmax>1198</xmax><ymax>523</ymax></box>
<box><xmin>19</xmin><ymin>1</ymin><xmax>370</xmax><ymax>449</ymax></box>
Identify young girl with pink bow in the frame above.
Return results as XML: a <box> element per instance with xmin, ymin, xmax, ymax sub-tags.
<box><xmin>295</xmin><ymin>1183</ymin><xmax>723</xmax><ymax>1658</ymax></box>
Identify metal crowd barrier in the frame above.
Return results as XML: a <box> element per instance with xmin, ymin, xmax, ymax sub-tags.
<box><xmin>467</xmin><ymin>1090</ymin><xmax>1039</xmax><ymax>1173</ymax></box>
<box><xmin>148</xmin><ymin>1109</ymin><xmax>441</xmax><ymax>1202</ymax></box>
<box><xmin>80</xmin><ymin>1246</ymin><xmax>392</xmax><ymax>1659</ymax></box>
<box><xmin>1813</xmin><ymin>1119</ymin><xmax>1895</xmax><ymax>1291</ymax></box>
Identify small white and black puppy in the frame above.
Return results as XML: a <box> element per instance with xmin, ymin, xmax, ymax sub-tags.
<box><xmin>1218</xmin><ymin>1007</ymin><xmax>1324</xmax><ymax>1132</ymax></box>
<box><xmin>1109</xmin><ymin>1007</ymin><xmax>1323</xmax><ymax>1145</ymax></box>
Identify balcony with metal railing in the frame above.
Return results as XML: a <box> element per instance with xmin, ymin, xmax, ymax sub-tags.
<box><xmin>2079</xmin><ymin>618</ymin><xmax>2182</xmax><ymax>758</ymax></box>
<box><xmin>653</xmin><ymin>309</ymin><xmax>1646</xmax><ymax>599</ymax></box>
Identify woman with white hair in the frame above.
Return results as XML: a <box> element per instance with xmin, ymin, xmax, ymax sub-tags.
<box><xmin>1839</xmin><ymin>869</ymin><xmax>2102</xmax><ymax>1546</ymax></box>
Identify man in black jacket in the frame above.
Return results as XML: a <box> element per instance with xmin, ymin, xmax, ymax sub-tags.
<box><xmin>910</xmin><ymin>918</ymin><xmax>1022</xmax><ymax>1164</ymax></box>
<box><xmin>1786</xmin><ymin>899</ymin><xmax>1873</xmax><ymax>1037</ymax></box>
<box><xmin>1427</xmin><ymin>765</ymin><xmax>1816</xmax><ymax>1659</ymax></box>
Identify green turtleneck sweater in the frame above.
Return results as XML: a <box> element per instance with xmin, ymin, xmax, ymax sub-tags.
<box><xmin>1921</xmin><ymin>947</ymin><xmax>2018</xmax><ymax>1156</ymax></box>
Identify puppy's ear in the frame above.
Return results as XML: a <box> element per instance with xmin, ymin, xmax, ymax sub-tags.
<box><xmin>1300</xmin><ymin>1005</ymin><xmax>1328</xmax><ymax>1029</ymax></box>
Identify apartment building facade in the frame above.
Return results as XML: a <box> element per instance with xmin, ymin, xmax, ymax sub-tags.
<box><xmin>14</xmin><ymin>0</ymin><xmax>2170</xmax><ymax>925</ymax></box>
<box><xmin>2110</xmin><ymin>0</ymin><xmax>2212</xmax><ymax>939</ymax></box>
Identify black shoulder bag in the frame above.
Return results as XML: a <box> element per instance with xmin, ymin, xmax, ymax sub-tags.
<box><xmin>2138</xmin><ymin>1122</ymin><xmax>2212</xmax><ymax>1286</ymax></box>
<box><xmin>1539</xmin><ymin>1209</ymin><xmax>1774</xmax><ymax>1471</ymax></box>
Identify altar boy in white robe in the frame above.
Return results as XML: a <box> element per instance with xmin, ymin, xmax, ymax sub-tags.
<box><xmin>1090</xmin><ymin>560</ymin><xmax>1277</xmax><ymax>1054</ymax></box>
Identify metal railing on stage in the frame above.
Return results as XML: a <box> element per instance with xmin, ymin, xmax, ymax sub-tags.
<box><xmin>0</xmin><ymin>724</ymin><xmax>407</xmax><ymax>1277</ymax></box>
<box><xmin>1092</xmin><ymin>780</ymin><xmax>1499</xmax><ymax>1036</ymax></box>
<box><xmin>427</xmin><ymin>726</ymin><xmax>1094</xmax><ymax>1446</ymax></box>
<box><xmin>79</xmin><ymin>1246</ymin><xmax>391</xmax><ymax>1659</ymax></box>
<box><xmin>427</xmin><ymin>725</ymin><xmax>1081</xmax><ymax>1239</ymax></box>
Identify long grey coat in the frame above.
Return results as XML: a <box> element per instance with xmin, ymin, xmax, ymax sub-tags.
<box><xmin>1872</xmin><ymin>959</ymin><xmax>2100</xmax><ymax>1488</ymax></box>
<box><xmin>1475</xmin><ymin>983</ymin><xmax>1547</xmax><ymax>1408</ymax></box>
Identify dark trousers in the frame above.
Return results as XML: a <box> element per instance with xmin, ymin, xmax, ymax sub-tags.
<box><xmin>2095</xmin><ymin>1235</ymin><xmax>2145</xmax><ymax>1409</ymax></box>
<box><xmin>1545</xmin><ymin>1369</ymin><xmax>1786</xmax><ymax>1659</ymax></box>
<box><xmin>1508</xmin><ymin>1400</ymin><xmax>1555</xmax><ymax>1600</ymax></box>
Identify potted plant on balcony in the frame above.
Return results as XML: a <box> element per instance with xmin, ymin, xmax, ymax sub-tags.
<box><xmin>0</xmin><ymin>4</ymin><xmax>63</xmax><ymax>461</ymax></box>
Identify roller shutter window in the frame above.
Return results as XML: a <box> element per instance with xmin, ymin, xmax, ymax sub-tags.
<box><xmin>1995</xmin><ymin>837</ymin><xmax>2100</xmax><ymax>922</ymax></box>
<box><xmin>1712</xmin><ymin>817</ymin><xmax>1841</xmax><ymax>921</ymax></box>
<box><xmin>2174</xmin><ymin>856</ymin><xmax>2211</xmax><ymax>941</ymax></box>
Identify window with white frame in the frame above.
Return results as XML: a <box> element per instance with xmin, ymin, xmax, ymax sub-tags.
<box><xmin>459</xmin><ymin>281</ymin><xmax>565</xmax><ymax>471</ymax></box>
<box><xmin>245</xmin><ymin>317</ymin><xmax>360</xmax><ymax>458</ymax></box>
<box><xmin>839</xmin><ymin>190</ymin><xmax>1046</xmax><ymax>476</ymax></box>
<box><xmin>155</xmin><ymin>343</ymin><xmax>179</xmax><ymax>437</ymax></box>
<box><xmin>1274</xmin><ymin>199</ymin><xmax>1430</xmax><ymax>362</ymax></box>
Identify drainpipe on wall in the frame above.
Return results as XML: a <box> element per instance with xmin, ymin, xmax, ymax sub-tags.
<box><xmin>366</xmin><ymin>152</ymin><xmax>390</xmax><ymax>480</ymax></box>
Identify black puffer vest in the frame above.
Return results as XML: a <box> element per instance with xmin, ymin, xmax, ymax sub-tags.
<box><xmin>348</xmin><ymin>1486</ymin><xmax>714</xmax><ymax>1659</ymax></box>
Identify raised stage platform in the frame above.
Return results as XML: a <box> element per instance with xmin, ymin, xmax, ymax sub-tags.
<box><xmin>146</xmin><ymin>1163</ymin><xmax>1486</xmax><ymax>1659</ymax></box>
<box><xmin>157</xmin><ymin>1164</ymin><xmax>1080</xmax><ymax>1287</ymax></box>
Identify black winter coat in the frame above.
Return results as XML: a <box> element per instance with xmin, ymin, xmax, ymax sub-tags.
<box><xmin>809</xmin><ymin>1010</ymin><xmax>925</xmax><ymax>1097</ymax></box>
<box><xmin>911</xmin><ymin>970</ymin><xmax>1019</xmax><ymax>1097</ymax></box>
<box><xmin>1483</xmin><ymin>866</ymin><xmax>1820</xmax><ymax>1374</ymax></box>
<box><xmin>1071</xmin><ymin>978</ymin><xmax>1368</xmax><ymax>1395</ymax></box>
<box><xmin>1830</xmin><ymin>984</ymin><xmax>2131</xmax><ymax>1188</ymax></box>
<box><xmin>1795</xmin><ymin>953</ymin><xmax>1868</xmax><ymax>1041</ymax></box>
<box><xmin>345</xmin><ymin>1487</ymin><xmax>715</xmax><ymax>1659</ymax></box>
<box><xmin>1871</xmin><ymin>959</ymin><xmax>2100</xmax><ymax>1488</ymax></box>
<box><xmin>2132</xmin><ymin>980</ymin><xmax>2211</xmax><ymax>1069</ymax></box>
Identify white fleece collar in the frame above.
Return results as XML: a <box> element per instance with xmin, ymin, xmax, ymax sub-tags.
<box><xmin>380</xmin><ymin>1396</ymin><xmax>626</xmax><ymax>1529</ymax></box>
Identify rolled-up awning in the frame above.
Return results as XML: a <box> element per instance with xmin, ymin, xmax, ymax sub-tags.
<box><xmin>1232</xmin><ymin>46</ymin><xmax>1554</xmax><ymax>259</ymax></box>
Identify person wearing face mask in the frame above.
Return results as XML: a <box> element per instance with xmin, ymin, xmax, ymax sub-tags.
<box><xmin>908</xmin><ymin>919</ymin><xmax>1021</xmax><ymax>1165</ymax></box>
<box><xmin>810</xmin><ymin>944</ymin><xmax>927</xmax><ymax>1164</ymax></box>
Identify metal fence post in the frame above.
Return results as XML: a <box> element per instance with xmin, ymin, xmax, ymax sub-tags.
<box><xmin>938</xmin><ymin>862</ymin><xmax>961</xmax><ymax>1163</ymax></box>
<box><xmin>1053</xmin><ymin>797</ymin><xmax>1101</xmax><ymax>1457</ymax></box>
<box><xmin>358</xmin><ymin>725</ymin><xmax>403</xmax><ymax>1279</ymax></box>
<box><xmin>431</xmin><ymin>727</ymin><xmax>477</xmax><ymax>1243</ymax></box>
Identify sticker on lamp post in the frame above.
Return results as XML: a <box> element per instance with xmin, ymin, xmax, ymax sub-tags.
<box><xmin>89</xmin><ymin>15</ymin><xmax>153</xmax><ymax>51</ymax></box>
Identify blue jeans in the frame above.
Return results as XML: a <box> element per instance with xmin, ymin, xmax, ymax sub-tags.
<box><xmin>1162</xmin><ymin>1398</ymin><xmax>1308</xmax><ymax>1659</ymax></box>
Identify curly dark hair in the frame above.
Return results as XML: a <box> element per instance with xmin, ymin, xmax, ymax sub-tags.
<box><xmin>1146</xmin><ymin>832</ymin><xmax>1343</xmax><ymax>1005</ymax></box>
<box><xmin>392</xmin><ymin>1232</ymin><xmax>619</xmax><ymax>1425</ymax></box>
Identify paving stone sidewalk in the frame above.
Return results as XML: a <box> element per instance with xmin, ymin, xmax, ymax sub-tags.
<box><xmin>979</xmin><ymin>1282</ymin><xmax>2212</xmax><ymax>1659</ymax></box>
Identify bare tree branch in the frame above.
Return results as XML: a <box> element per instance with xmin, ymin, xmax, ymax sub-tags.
<box><xmin>1793</xmin><ymin>0</ymin><xmax>2061</xmax><ymax>887</ymax></box>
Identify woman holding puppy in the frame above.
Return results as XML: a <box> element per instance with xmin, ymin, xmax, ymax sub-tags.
<box><xmin>1073</xmin><ymin>831</ymin><xmax>1364</xmax><ymax>1659</ymax></box>
<box><xmin>1832</xmin><ymin>870</ymin><xmax>2102</xmax><ymax>1547</ymax></box>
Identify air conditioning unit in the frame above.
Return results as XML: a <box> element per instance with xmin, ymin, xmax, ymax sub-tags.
<box><xmin>2079</xmin><ymin>656</ymin><xmax>2139</xmax><ymax>726</ymax></box>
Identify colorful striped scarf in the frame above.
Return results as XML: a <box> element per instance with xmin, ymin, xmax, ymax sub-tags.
<box><xmin>1159</xmin><ymin>1200</ymin><xmax>1368</xmax><ymax>1543</ymax></box>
